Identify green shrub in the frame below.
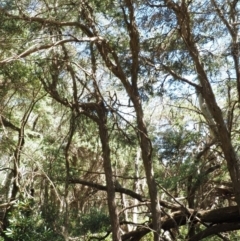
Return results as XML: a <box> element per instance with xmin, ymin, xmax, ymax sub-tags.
<box><xmin>80</xmin><ymin>208</ymin><xmax>110</xmax><ymax>234</ymax></box>
<box><xmin>4</xmin><ymin>199</ymin><xmax>54</xmax><ymax>241</ymax></box>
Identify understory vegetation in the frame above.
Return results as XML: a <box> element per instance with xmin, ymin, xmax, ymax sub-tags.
<box><xmin>0</xmin><ymin>0</ymin><xmax>240</xmax><ymax>240</ymax></box>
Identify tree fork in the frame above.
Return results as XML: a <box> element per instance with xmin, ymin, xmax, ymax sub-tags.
<box><xmin>165</xmin><ymin>0</ymin><xmax>240</xmax><ymax>214</ymax></box>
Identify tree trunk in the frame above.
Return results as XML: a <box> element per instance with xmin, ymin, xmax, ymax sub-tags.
<box><xmin>98</xmin><ymin>105</ymin><xmax>121</xmax><ymax>241</ymax></box>
<box><xmin>132</xmin><ymin>148</ymin><xmax>141</xmax><ymax>229</ymax></box>
<box><xmin>165</xmin><ymin>0</ymin><xmax>240</xmax><ymax>214</ymax></box>
<box><xmin>132</xmin><ymin>96</ymin><xmax>161</xmax><ymax>241</ymax></box>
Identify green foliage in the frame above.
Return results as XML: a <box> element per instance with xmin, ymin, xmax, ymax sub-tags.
<box><xmin>5</xmin><ymin>199</ymin><xmax>55</xmax><ymax>241</ymax></box>
<box><xmin>0</xmin><ymin>0</ymin><xmax>240</xmax><ymax>240</ymax></box>
<box><xmin>156</xmin><ymin>127</ymin><xmax>199</xmax><ymax>164</ymax></box>
<box><xmin>79</xmin><ymin>208</ymin><xmax>110</xmax><ymax>235</ymax></box>
<box><xmin>141</xmin><ymin>231</ymin><xmax>154</xmax><ymax>241</ymax></box>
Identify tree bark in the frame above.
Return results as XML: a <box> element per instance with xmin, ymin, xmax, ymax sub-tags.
<box><xmin>132</xmin><ymin>148</ymin><xmax>141</xmax><ymax>229</ymax></box>
<box><xmin>122</xmin><ymin>205</ymin><xmax>240</xmax><ymax>241</ymax></box>
<box><xmin>98</xmin><ymin>104</ymin><xmax>122</xmax><ymax>241</ymax></box>
<box><xmin>132</xmin><ymin>96</ymin><xmax>161</xmax><ymax>241</ymax></box>
<box><xmin>165</xmin><ymin>0</ymin><xmax>240</xmax><ymax>213</ymax></box>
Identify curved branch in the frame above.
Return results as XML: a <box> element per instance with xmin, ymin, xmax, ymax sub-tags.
<box><xmin>189</xmin><ymin>223</ymin><xmax>240</xmax><ymax>241</ymax></box>
<box><xmin>68</xmin><ymin>177</ymin><xmax>181</xmax><ymax>210</ymax></box>
<box><xmin>0</xmin><ymin>116</ymin><xmax>20</xmax><ymax>132</ymax></box>
<box><xmin>162</xmin><ymin>63</ymin><xmax>202</xmax><ymax>91</ymax></box>
<box><xmin>122</xmin><ymin>206</ymin><xmax>240</xmax><ymax>240</ymax></box>
<box><xmin>0</xmin><ymin>37</ymin><xmax>104</xmax><ymax>64</ymax></box>
<box><xmin>210</xmin><ymin>0</ymin><xmax>235</xmax><ymax>37</ymax></box>
<box><xmin>69</xmin><ymin>177</ymin><xmax>146</xmax><ymax>202</ymax></box>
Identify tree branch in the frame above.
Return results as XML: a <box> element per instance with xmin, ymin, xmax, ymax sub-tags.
<box><xmin>122</xmin><ymin>206</ymin><xmax>240</xmax><ymax>240</ymax></box>
<box><xmin>68</xmin><ymin>177</ymin><xmax>181</xmax><ymax>210</ymax></box>
<box><xmin>161</xmin><ymin>63</ymin><xmax>202</xmax><ymax>91</ymax></box>
<box><xmin>0</xmin><ymin>115</ymin><xmax>20</xmax><ymax>132</ymax></box>
<box><xmin>189</xmin><ymin>223</ymin><xmax>240</xmax><ymax>241</ymax></box>
<box><xmin>0</xmin><ymin>37</ymin><xmax>104</xmax><ymax>64</ymax></box>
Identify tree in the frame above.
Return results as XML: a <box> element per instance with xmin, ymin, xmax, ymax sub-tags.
<box><xmin>1</xmin><ymin>0</ymin><xmax>240</xmax><ymax>241</ymax></box>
